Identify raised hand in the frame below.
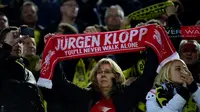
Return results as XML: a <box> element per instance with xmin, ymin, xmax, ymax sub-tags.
<box><xmin>4</xmin><ymin>28</ymin><xmax>26</xmax><ymax>47</ymax></box>
<box><xmin>44</xmin><ymin>33</ymin><xmax>55</xmax><ymax>44</ymax></box>
<box><xmin>165</xmin><ymin>5</ymin><xmax>176</xmax><ymax>16</ymax></box>
<box><xmin>181</xmin><ymin>68</ymin><xmax>193</xmax><ymax>85</ymax></box>
<box><xmin>83</xmin><ymin>26</ymin><xmax>99</xmax><ymax>34</ymax></box>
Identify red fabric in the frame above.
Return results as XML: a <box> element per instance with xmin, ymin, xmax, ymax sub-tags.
<box><xmin>37</xmin><ymin>24</ymin><xmax>179</xmax><ymax>89</ymax></box>
<box><xmin>143</xmin><ymin>26</ymin><xmax>176</xmax><ymax>63</ymax></box>
<box><xmin>181</xmin><ymin>26</ymin><xmax>200</xmax><ymax>39</ymax></box>
<box><xmin>90</xmin><ymin>98</ymin><xmax>116</xmax><ymax>112</ymax></box>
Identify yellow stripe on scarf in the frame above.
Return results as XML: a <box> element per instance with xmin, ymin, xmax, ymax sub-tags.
<box><xmin>125</xmin><ymin>1</ymin><xmax>174</xmax><ymax>28</ymax></box>
<box><xmin>156</xmin><ymin>85</ymin><xmax>197</xmax><ymax>112</ymax></box>
<box><xmin>138</xmin><ymin>101</ymin><xmax>146</xmax><ymax>112</ymax></box>
<box><xmin>156</xmin><ymin>86</ymin><xmax>168</xmax><ymax>107</ymax></box>
<box><xmin>183</xmin><ymin>97</ymin><xmax>197</xmax><ymax>112</ymax></box>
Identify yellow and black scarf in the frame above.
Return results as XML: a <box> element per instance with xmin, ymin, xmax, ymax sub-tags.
<box><xmin>73</xmin><ymin>58</ymin><xmax>97</xmax><ymax>88</ymax></box>
<box><xmin>156</xmin><ymin>84</ymin><xmax>197</xmax><ymax>112</ymax></box>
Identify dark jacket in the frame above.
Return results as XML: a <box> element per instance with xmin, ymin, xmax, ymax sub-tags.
<box><xmin>51</xmin><ymin>48</ymin><xmax>158</xmax><ymax>112</ymax></box>
<box><xmin>167</xmin><ymin>14</ymin><xmax>182</xmax><ymax>51</ymax></box>
<box><xmin>0</xmin><ymin>43</ymin><xmax>36</xmax><ymax>84</ymax></box>
<box><xmin>0</xmin><ymin>43</ymin><xmax>44</xmax><ymax>112</ymax></box>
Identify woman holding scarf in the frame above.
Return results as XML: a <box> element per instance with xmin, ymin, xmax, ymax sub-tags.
<box><xmin>51</xmin><ymin>47</ymin><xmax>159</xmax><ymax>112</ymax></box>
<box><xmin>39</xmin><ymin>22</ymin><xmax>179</xmax><ymax>112</ymax></box>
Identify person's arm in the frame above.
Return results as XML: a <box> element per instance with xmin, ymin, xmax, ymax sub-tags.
<box><xmin>165</xmin><ymin>5</ymin><xmax>182</xmax><ymax>26</ymax></box>
<box><xmin>181</xmin><ymin>69</ymin><xmax>200</xmax><ymax>109</ymax></box>
<box><xmin>123</xmin><ymin>48</ymin><xmax>159</xmax><ymax>105</ymax></box>
<box><xmin>167</xmin><ymin>14</ymin><xmax>182</xmax><ymax>26</ymax></box>
<box><xmin>165</xmin><ymin>6</ymin><xmax>182</xmax><ymax>51</ymax></box>
<box><xmin>188</xmin><ymin>81</ymin><xmax>200</xmax><ymax>109</ymax></box>
<box><xmin>52</xmin><ymin>78</ymin><xmax>92</xmax><ymax>101</ymax></box>
<box><xmin>41</xmin><ymin>61</ymin><xmax>92</xmax><ymax>103</ymax></box>
<box><xmin>192</xmin><ymin>87</ymin><xmax>200</xmax><ymax>110</ymax></box>
<box><xmin>146</xmin><ymin>89</ymin><xmax>186</xmax><ymax>112</ymax></box>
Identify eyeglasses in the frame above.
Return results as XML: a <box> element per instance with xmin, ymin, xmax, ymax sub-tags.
<box><xmin>97</xmin><ymin>69</ymin><xmax>113</xmax><ymax>74</ymax></box>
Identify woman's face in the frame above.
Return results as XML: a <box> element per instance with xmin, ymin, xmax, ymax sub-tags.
<box><xmin>169</xmin><ymin>60</ymin><xmax>188</xmax><ymax>85</ymax></box>
<box><xmin>96</xmin><ymin>63</ymin><xmax>115</xmax><ymax>90</ymax></box>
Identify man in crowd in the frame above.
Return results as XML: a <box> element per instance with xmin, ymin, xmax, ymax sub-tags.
<box><xmin>22</xmin><ymin>30</ymin><xmax>41</xmax><ymax>81</ymax></box>
<box><xmin>0</xmin><ymin>26</ymin><xmax>44</xmax><ymax>112</ymax></box>
<box><xmin>20</xmin><ymin>1</ymin><xmax>44</xmax><ymax>55</ymax></box>
<box><xmin>84</xmin><ymin>4</ymin><xmax>124</xmax><ymax>32</ymax></box>
<box><xmin>179</xmin><ymin>40</ymin><xmax>200</xmax><ymax>83</ymax></box>
<box><xmin>0</xmin><ymin>12</ymin><xmax>8</xmax><ymax>32</ymax></box>
<box><xmin>37</xmin><ymin>0</ymin><xmax>87</xmax><ymax>55</ymax></box>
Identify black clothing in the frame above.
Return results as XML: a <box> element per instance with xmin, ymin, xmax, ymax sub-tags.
<box><xmin>51</xmin><ymin>48</ymin><xmax>158</xmax><ymax>112</ymax></box>
<box><xmin>0</xmin><ymin>43</ymin><xmax>45</xmax><ymax>112</ymax></box>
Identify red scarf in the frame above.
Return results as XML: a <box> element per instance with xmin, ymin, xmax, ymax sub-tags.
<box><xmin>37</xmin><ymin>24</ymin><xmax>180</xmax><ymax>89</ymax></box>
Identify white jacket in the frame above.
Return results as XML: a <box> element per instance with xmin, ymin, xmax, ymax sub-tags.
<box><xmin>146</xmin><ymin>87</ymin><xmax>200</xmax><ymax>112</ymax></box>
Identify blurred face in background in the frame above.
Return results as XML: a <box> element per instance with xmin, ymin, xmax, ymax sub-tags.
<box><xmin>11</xmin><ymin>40</ymin><xmax>24</xmax><ymax>57</ymax></box>
<box><xmin>21</xmin><ymin>4</ymin><xmax>38</xmax><ymax>25</ymax></box>
<box><xmin>61</xmin><ymin>0</ymin><xmax>79</xmax><ymax>18</ymax></box>
<box><xmin>11</xmin><ymin>42</ymin><xmax>23</xmax><ymax>56</ymax></box>
<box><xmin>180</xmin><ymin>42</ymin><xmax>199</xmax><ymax>65</ymax></box>
<box><xmin>105</xmin><ymin>8</ymin><xmax>124</xmax><ymax>31</ymax></box>
<box><xmin>23</xmin><ymin>37</ymin><xmax>36</xmax><ymax>57</ymax></box>
<box><xmin>0</xmin><ymin>15</ymin><xmax>9</xmax><ymax>31</ymax></box>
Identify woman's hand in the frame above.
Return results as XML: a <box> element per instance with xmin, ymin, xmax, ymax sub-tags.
<box><xmin>121</xmin><ymin>17</ymin><xmax>131</xmax><ymax>29</ymax></box>
<box><xmin>165</xmin><ymin>5</ymin><xmax>177</xmax><ymax>17</ymax></box>
<box><xmin>181</xmin><ymin>68</ymin><xmax>193</xmax><ymax>85</ymax></box>
<box><xmin>83</xmin><ymin>26</ymin><xmax>99</xmax><ymax>34</ymax></box>
<box><xmin>44</xmin><ymin>33</ymin><xmax>55</xmax><ymax>44</ymax></box>
<box><xmin>180</xmin><ymin>68</ymin><xmax>198</xmax><ymax>94</ymax></box>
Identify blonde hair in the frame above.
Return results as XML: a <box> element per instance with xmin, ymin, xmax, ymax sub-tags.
<box><xmin>153</xmin><ymin>59</ymin><xmax>187</xmax><ymax>87</ymax></box>
<box><xmin>90</xmin><ymin>58</ymin><xmax>126</xmax><ymax>90</ymax></box>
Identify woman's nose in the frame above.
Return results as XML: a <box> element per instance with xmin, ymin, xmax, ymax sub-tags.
<box><xmin>100</xmin><ymin>72</ymin><xmax>107</xmax><ymax>77</ymax></box>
